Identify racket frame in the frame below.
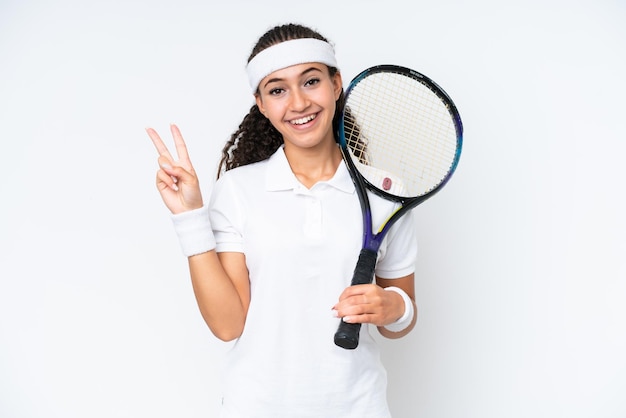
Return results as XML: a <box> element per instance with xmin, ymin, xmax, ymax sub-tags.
<box><xmin>334</xmin><ymin>65</ymin><xmax>463</xmax><ymax>349</ymax></box>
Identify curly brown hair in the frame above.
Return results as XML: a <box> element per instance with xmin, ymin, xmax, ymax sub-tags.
<box><xmin>216</xmin><ymin>23</ymin><xmax>344</xmax><ymax>178</ymax></box>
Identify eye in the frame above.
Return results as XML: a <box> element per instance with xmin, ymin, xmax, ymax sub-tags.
<box><xmin>304</xmin><ymin>77</ymin><xmax>320</xmax><ymax>87</ymax></box>
<box><xmin>269</xmin><ymin>87</ymin><xmax>285</xmax><ymax>96</ymax></box>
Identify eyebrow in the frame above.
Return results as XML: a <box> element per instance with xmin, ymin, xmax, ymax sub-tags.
<box><xmin>261</xmin><ymin>66</ymin><xmax>323</xmax><ymax>90</ymax></box>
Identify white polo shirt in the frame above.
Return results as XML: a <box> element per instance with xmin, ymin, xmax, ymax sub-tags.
<box><xmin>209</xmin><ymin>146</ymin><xmax>417</xmax><ymax>418</ymax></box>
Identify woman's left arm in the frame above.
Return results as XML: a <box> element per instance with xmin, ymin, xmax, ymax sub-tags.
<box><xmin>376</xmin><ymin>274</ymin><xmax>417</xmax><ymax>339</ymax></box>
<box><xmin>333</xmin><ymin>273</ymin><xmax>417</xmax><ymax>339</ymax></box>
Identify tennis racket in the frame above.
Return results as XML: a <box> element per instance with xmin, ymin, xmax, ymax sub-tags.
<box><xmin>334</xmin><ymin>65</ymin><xmax>463</xmax><ymax>349</ymax></box>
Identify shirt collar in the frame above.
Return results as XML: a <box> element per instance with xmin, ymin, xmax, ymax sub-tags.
<box><xmin>265</xmin><ymin>146</ymin><xmax>355</xmax><ymax>194</ymax></box>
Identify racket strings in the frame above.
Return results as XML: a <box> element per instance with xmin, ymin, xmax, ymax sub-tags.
<box><xmin>343</xmin><ymin>113</ymin><xmax>369</xmax><ymax>164</ymax></box>
<box><xmin>344</xmin><ymin>71</ymin><xmax>458</xmax><ymax>197</ymax></box>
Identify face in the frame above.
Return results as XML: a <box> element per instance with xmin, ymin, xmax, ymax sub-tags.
<box><xmin>255</xmin><ymin>62</ymin><xmax>342</xmax><ymax>151</ymax></box>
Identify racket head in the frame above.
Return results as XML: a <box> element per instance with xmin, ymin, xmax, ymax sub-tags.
<box><xmin>339</xmin><ymin>65</ymin><xmax>463</xmax><ymax>206</ymax></box>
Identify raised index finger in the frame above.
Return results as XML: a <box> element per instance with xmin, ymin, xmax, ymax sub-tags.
<box><xmin>146</xmin><ymin>127</ymin><xmax>174</xmax><ymax>160</ymax></box>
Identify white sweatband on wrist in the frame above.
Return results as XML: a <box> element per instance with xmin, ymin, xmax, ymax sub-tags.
<box><xmin>383</xmin><ymin>286</ymin><xmax>415</xmax><ymax>332</ymax></box>
<box><xmin>246</xmin><ymin>38</ymin><xmax>338</xmax><ymax>93</ymax></box>
<box><xmin>170</xmin><ymin>206</ymin><xmax>216</xmax><ymax>257</ymax></box>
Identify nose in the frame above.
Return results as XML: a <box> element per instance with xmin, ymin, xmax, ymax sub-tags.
<box><xmin>289</xmin><ymin>88</ymin><xmax>310</xmax><ymax>112</ymax></box>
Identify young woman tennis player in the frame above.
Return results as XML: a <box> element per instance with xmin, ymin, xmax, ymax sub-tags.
<box><xmin>147</xmin><ymin>23</ymin><xmax>418</xmax><ymax>418</ymax></box>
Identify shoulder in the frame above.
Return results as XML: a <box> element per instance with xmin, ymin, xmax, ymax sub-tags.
<box><xmin>218</xmin><ymin>146</ymin><xmax>287</xmax><ymax>183</ymax></box>
<box><xmin>216</xmin><ymin>158</ymin><xmax>270</xmax><ymax>187</ymax></box>
<box><xmin>216</xmin><ymin>146</ymin><xmax>295</xmax><ymax>194</ymax></box>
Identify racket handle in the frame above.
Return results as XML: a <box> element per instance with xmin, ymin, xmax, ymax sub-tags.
<box><xmin>349</xmin><ymin>248</ymin><xmax>378</xmax><ymax>286</ymax></box>
<box><xmin>334</xmin><ymin>249</ymin><xmax>378</xmax><ymax>350</ymax></box>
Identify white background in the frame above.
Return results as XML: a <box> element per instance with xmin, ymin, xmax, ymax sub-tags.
<box><xmin>1</xmin><ymin>0</ymin><xmax>625</xmax><ymax>417</ymax></box>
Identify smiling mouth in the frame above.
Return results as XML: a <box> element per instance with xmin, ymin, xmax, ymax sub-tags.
<box><xmin>289</xmin><ymin>114</ymin><xmax>317</xmax><ymax>125</ymax></box>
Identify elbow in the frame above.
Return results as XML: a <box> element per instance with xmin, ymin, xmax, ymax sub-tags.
<box><xmin>213</xmin><ymin>329</ymin><xmax>242</xmax><ymax>342</ymax></box>
<box><xmin>198</xmin><ymin>306</ymin><xmax>246</xmax><ymax>342</ymax></box>
<box><xmin>378</xmin><ymin>322</ymin><xmax>415</xmax><ymax>339</ymax></box>
<box><xmin>208</xmin><ymin>320</ymin><xmax>245</xmax><ymax>342</ymax></box>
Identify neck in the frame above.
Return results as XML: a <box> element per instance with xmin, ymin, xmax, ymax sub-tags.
<box><xmin>283</xmin><ymin>141</ymin><xmax>343</xmax><ymax>189</ymax></box>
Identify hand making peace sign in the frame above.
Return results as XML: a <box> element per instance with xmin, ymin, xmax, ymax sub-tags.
<box><xmin>146</xmin><ymin>124</ymin><xmax>204</xmax><ymax>214</ymax></box>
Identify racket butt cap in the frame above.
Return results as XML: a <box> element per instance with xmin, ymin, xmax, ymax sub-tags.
<box><xmin>334</xmin><ymin>335</ymin><xmax>359</xmax><ymax>350</ymax></box>
<box><xmin>334</xmin><ymin>322</ymin><xmax>361</xmax><ymax>349</ymax></box>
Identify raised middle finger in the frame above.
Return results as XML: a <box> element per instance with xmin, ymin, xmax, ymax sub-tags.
<box><xmin>169</xmin><ymin>124</ymin><xmax>192</xmax><ymax>165</ymax></box>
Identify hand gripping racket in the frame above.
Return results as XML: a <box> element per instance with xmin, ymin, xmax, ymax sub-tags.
<box><xmin>334</xmin><ymin>65</ymin><xmax>463</xmax><ymax>349</ymax></box>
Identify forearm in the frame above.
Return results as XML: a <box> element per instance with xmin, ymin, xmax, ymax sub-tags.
<box><xmin>377</xmin><ymin>298</ymin><xmax>417</xmax><ymax>339</ymax></box>
<box><xmin>188</xmin><ymin>251</ymin><xmax>249</xmax><ymax>341</ymax></box>
<box><xmin>376</xmin><ymin>275</ymin><xmax>417</xmax><ymax>339</ymax></box>
<box><xmin>167</xmin><ymin>205</ymin><xmax>249</xmax><ymax>341</ymax></box>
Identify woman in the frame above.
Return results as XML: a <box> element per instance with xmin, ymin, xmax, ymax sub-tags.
<box><xmin>147</xmin><ymin>23</ymin><xmax>417</xmax><ymax>418</ymax></box>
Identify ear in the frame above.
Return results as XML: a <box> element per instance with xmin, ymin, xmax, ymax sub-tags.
<box><xmin>333</xmin><ymin>71</ymin><xmax>343</xmax><ymax>101</ymax></box>
<box><xmin>255</xmin><ymin>94</ymin><xmax>266</xmax><ymax>117</ymax></box>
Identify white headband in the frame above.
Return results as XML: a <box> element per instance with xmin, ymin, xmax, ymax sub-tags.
<box><xmin>246</xmin><ymin>38</ymin><xmax>338</xmax><ymax>93</ymax></box>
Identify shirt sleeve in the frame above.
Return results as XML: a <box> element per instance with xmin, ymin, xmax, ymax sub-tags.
<box><xmin>208</xmin><ymin>174</ymin><xmax>246</xmax><ymax>253</ymax></box>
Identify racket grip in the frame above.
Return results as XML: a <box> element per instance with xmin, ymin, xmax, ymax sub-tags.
<box><xmin>334</xmin><ymin>249</ymin><xmax>378</xmax><ymax>349</ymax></box>
<box><xmin>349</xmin><ymin>248</ymin><xmax>378</xmax><ymax>286</ymax></box>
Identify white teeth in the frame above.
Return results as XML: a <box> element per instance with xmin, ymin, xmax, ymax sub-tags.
<box><xmin>290</xmin><ymin>114</ymin><xmax>316</xmax><ymax>125</ymax></box>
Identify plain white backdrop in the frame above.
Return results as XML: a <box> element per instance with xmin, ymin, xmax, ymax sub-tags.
<box><xmin>1</xmin><ymin>0</ymin><xmax>624</xmax><ymax>417</ymax></box>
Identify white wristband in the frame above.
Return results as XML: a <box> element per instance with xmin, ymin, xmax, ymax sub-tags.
<box><xmin>170</xmin><ymin>206</ymin><xmax>216</xmax><ymax>257</ymax></box>
<box><xmin>383</xmin><ymin>286</ymin><xmax>415</xmax><ymax>332</ymax></box>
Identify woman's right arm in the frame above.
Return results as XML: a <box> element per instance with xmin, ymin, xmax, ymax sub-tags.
<box><xmin>188</xmin><ymin>251</ymin><xmax>250</xmax><ymax>341</ymax></box>
<box><xmin>147</xmin><ymin>124</ymin><xmax>250</xmax><ymax>341</ymax></box>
